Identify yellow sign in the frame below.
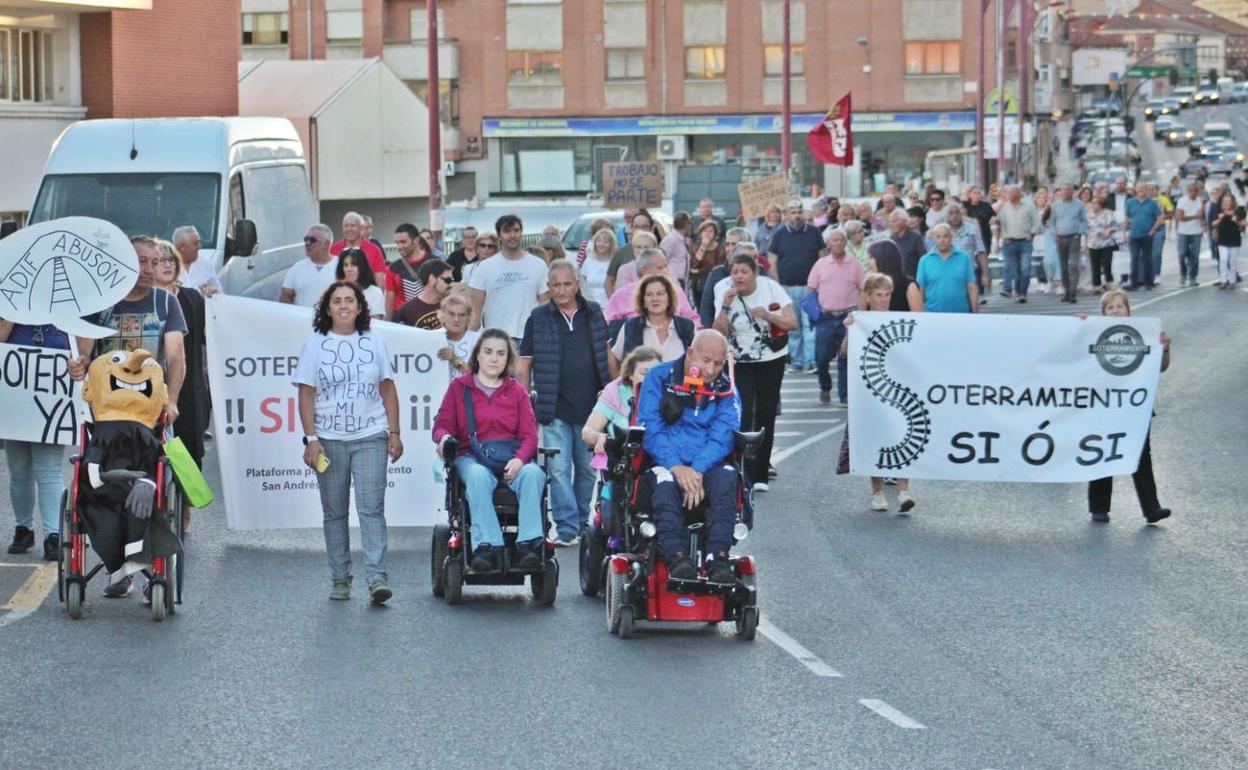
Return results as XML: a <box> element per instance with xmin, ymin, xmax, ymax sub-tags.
<box><xmin>1195</xmin><ymin>0</ymin><xmax>1248</xmax><ymax>30</ymax></box>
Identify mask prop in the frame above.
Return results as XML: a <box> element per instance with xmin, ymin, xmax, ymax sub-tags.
<box><xmin>76</xmin><ymin>349</ymin><xmax>181</xmax><ymax>578</ymax></box>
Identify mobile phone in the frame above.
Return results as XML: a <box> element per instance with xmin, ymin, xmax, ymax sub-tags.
<box><xmin>315</xmin><ymin>453</ymin><xmax>331</xmax><ymax>473</ymax></box>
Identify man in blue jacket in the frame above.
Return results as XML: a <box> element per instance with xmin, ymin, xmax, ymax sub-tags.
<box><xmin>637</xmin><ymin>329</ymin><xmax>742</xmax><ymax>584</ymax></box>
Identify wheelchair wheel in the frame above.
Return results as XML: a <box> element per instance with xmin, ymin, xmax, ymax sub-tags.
<box><xmin>618</xmin><ymin>605</ymin><xmax>635</xmax><ymax>639</ymax></box>
<box><xmin>578</xmin><ymin>527</ymin><xmax>604</xmax><ymax>598</ymax></box>
<box><xmin>735</xmin><ymin>573</ymin><xmax>758</xmax><ymax>641</ymax></box>
<box><xmin>430</xmin><ymin>525</ymin><xmax>450</xmax><ymax>598</ymax></box>
<box><xmin>606</xmin><ymin>567</ymin><xmax>626</xmax><ymax>635</ymax></box>
<box><xmin>66</xmin><ymin>581</ymin><xmax>83</xmax><ymax>620</ymax></box>
<box><xmin>168</xmin><ymin>486</ymin><xmax>183</xmax><ymax>613</ymax></box>
<box><xmin>150</xmin><ymin>582</ymin><xmax>167</xmax><ymax>622</ymax></box>
<box><xmin>445</xmin><ymin>557</ymin><xmax>464</xmax><ymax>605</ymax></box>
<box><xmin>57</xmin><ymin>490</ymin><xmax>69</xmax><ymax>603</ymax></box>
<box><xmin>536</xmin><ymin>559</ymin><xmax>558</xmax><ymax>607</ymax></box>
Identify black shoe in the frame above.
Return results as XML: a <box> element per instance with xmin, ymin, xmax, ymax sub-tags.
<box><xmin>1090</xmin><ymin>511</ymin><xmax>1110</xmax><ymax>523</ymax></box>
<box><xmin>511</xmin><ymin>538</ymin><xmax>542</xmax><ymax>570</ymax></box>
<box><xmin>667</xmin><ymin>553</ymin><xmax>696</xmax><ymax>581</ymax></box>
<box><xmin>469</xmin><ymin>544</ymin><xmax>500</xmax><ymax>572</ymax></box>
<box><xmin>1145</xmin><ymin>507</ymin><xmax>1171</xmax><ymax>524</ymax></box>
<box><xmin>7</xmin><ymin>526</ymin><xmax>33</xmax><ymax>554</ymax></box>
<box><xmin>1017</xmin><ymin>296</ymin><xmax>1027</xmax><ymax>303</ymax></box>
<box><xmin>705</xmin><ymin>553</ymin><xmax>736</xmax><ymax>585</ymax></box>
<box><xmin>43</xmin><ymin>533</ymin><xmax>59</xmax><ymax>562</ymax></box>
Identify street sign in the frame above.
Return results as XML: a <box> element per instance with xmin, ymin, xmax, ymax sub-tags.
<box><xmin>1125</xmin><ymin>66</ymin><xmax>1169</xmax><ymax>78</ymax></box>
<box><xmin>985</xmin><ymin>88</ymin><xmax>1019</xmax><ymax>115</ymax></box>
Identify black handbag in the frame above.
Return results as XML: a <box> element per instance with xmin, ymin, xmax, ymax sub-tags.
<box><xmin>462</xmin><ymin>385</ymin><xmax>520</xmax><ymax>476</ymax></box>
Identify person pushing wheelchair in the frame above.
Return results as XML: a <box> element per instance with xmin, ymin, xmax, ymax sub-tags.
<box><xmin>636</xmin><ymin>329</ymin><xmax>741</xmax><ymax>585</ymax></box>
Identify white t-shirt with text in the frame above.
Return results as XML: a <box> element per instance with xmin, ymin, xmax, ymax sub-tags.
<box><xmin>293</xmin><ymin>330</ymin><xmax>394</xmax><ymax>441</ymax></box>
<box><xmin>467</xmin><ymin>252</ymin><xmax>548</xmax><ymax>338</ymax></box>
<box><xmin>713</xmin><ymin>275</ymin><xmax>792</xmax><ymax>363</ymax></box>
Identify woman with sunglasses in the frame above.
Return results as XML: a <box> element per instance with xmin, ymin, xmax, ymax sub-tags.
<box><xmin>462</xmin><ymin>233</ymin><xmax>497</xmax><ymax>287</ymax></box>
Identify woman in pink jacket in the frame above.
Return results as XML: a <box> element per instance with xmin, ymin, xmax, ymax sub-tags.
<box><xmin>433</xmin><ymin>328</ymin><xmax>544</xmax><ymax>573</ymax></box>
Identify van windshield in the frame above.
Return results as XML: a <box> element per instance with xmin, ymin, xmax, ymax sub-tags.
<box><xmin>30</xmin><ymin>173</ymin><xmax>220</xmax><ymax>245</ymax></box>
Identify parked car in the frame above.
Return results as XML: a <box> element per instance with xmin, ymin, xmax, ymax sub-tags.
<box><xmin>1164</xmin><ymin>124</ymin><xmax>1195</xmax><ymax>147</ymax></box>
<box><xmin>560</xmin><ymin>209</ymin><xmax>675</xmax><ymax>255</ymax></box>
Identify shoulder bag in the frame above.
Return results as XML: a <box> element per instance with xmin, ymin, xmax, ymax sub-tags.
<box><xmin>462</xmin><ymin>383</ymin><xmax>521</xmax><ymax>476</ymax></box>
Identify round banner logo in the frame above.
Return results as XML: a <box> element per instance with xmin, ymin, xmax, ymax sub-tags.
<box><xmin>1088</xmin><ymin>325</ymin><xmax>1150</xmax><ymax>375</ymax></box>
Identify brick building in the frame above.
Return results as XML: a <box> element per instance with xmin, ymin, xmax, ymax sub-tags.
<box><xmin>1</xmin><ymin>0</ymin><xmax>240</xmax><ymax>222</ymax></box>
<box><xmin>243</xmin><ymin>0</ymin><xmax>1058</xmax><ymax>198</ymax></box>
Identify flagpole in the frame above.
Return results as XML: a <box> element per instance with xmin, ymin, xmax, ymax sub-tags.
<box><xmin>782</xmin><ymin>0</ymin><xmax>792</xmax><ymax>179</ymax></box>
<box><xmin>997</xmin><ymin>0</ymin><xmax>1006</xmax><ymax>185</ymax></box>
<box><xmin>976</xmin><ymin>0</ymin><xmax>986</xmax><ymax>189</ymax></box>
<box><xmin>1017</xmin><ymin>0</ymin><xmax>1028</xmax><ymax>186</ymax></box>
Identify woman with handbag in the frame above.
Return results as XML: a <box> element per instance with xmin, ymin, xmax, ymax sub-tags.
<box><xmin>711</xmin><ymin>253</ymin><xmax>797</xmax><ymax>492</ymax></box>
<box><xmin>295</xmin><ymin>281</ymin><xmax>404</xmax><ymax>604</ymax></box>
<box><xmin>432</xmin><ymin>328</ymin><xmax>545</xmax><ymax>573</ymax></box>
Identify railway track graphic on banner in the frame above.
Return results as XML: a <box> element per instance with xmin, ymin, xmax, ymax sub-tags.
<box><xmin>858</xmin><ymin>319</ymin><xmax>931</xmax><ymax>470</ymax></box>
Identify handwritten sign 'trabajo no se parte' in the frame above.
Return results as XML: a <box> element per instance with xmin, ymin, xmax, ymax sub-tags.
<box><xmin>0</xmin><ymin>342</ymin><xmax>84</xmax><ymax>446</ymax></box>
<box><xmin>603</xmin><ymin>161</ymin><xmax>664</xmax><ymax>209</ymax></box>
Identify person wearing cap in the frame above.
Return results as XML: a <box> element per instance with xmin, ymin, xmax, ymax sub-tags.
<box><xmin>765</xmin><ymin>199</ymin><xmax>824</xmax><ymax>374</ymax></box>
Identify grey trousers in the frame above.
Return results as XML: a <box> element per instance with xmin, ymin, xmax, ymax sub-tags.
<box><xmin>317</xmin><ymin>433</ymin><xmax>390</xmax><ymax>583</ymax></box>
<box><xmin>1056</xmin><ymin>234</ymin><xmax>1082</xmax><ymax>299</ymax></box>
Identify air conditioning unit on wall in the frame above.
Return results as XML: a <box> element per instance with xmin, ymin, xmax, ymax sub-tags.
<box><xmin>657</xmin><ymin>135</ymin><xmax>687</xmax><ymax>160</ymax></box>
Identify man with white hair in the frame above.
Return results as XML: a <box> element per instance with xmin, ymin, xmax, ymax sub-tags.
<box><xmin>171</xmin><ymin>225</ymin><xmax>223</xmax><ymax>296</ymax></box>
<box><xmin>280</xmin><ymin>224</ymin><xmax>339</xmax><ymax>307</ymax></box>
<box><xmin>915</xmin><ymin>222</ymin><xmax>978</xmax><ymax>313</ymax></box>
<box><xmin>330</xmin><ymin>211</ymin><xmax>388</xmax><ymax>279</ymax></box>
<box><xmin>805</xmin><ymin>228</ymin><xmax>865</xmax><ymax>405</ymax></box>
<box><xmin>995</xmin><ymin>185</ymin><xmax>1040</xmax><ymax>302</ymax></box>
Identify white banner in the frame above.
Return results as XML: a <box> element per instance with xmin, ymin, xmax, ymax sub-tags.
<box><xmin>0</xmin><ymin>342</ymin><xmax>85</xmax><ymax>446</ymax></box>
<box><xmin>205</xmin><ymin>295</ymin><xmax>449</xmax><ymax>529</ymax></box>
<box><xmin>849</xmin><ymin>313</ymin><xmax>1162</xmax><ymax>482</ymax></box>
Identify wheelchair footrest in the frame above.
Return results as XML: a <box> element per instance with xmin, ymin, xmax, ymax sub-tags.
<box><xmin>665</xmin><ymin>576</ymin><xmax>736</xmax><ymax>596</ymax></box>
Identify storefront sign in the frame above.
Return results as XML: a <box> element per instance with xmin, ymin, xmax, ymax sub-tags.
<box><xmin>603</xmin><ymin>161</ymin><xmax>664</xmax><ymax>209</ymax></box>
<box><xmin>848</xmin><ymin>313</ymin><xmax>1162</xmax><ymax>482</ymax></box>
<box><xmin>483</xmin><ymin>112</ymin><xmax>976</xmax><ymax>138</ymax></box>
<box><xmin>737</xmin><ymin>174</ymin><xmax>792</xmax><ymax>220</ymax></box>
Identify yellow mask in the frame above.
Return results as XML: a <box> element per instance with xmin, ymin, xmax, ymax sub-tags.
<box><xmin>82</xmin><ymin>349</ymin><xmax>169</xmax><ymax>425</ymax></box>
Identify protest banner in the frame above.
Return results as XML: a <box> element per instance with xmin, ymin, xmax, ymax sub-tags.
<box><xmin>205</xmin><ymin>295</ymin><xmax>449</xmax><ymax>529</ymax></box>
<box><xmin>737</xmin><ymin>173</ymin><xmax>792</xmax><ymax>221</ymax></box>
<box><xmin>0</xmin><ymin>342</ymin><xmax>85</xmax><ymax>446</ymax></box>
<box><xmin>0</xmin><ymin>217</ymin><xmax>137</xmax><ymax>339</ymax></box>
<box><xmin>848</xmin><ymin>313</ymin><xmax>1162</xmax><ymax>482</ymax></box>
<box><xmin>603</xmin><ymin>161</ymin><xmax>664</xmax><ymax>209</ymax></box>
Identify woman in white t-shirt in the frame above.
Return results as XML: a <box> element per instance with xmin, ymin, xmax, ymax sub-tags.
<box><xmin>711</xmin><ymin>252</ymin><xmax>797</xmax><ymax>492</ymax></box>
<box><xmin>579</xmin><ymin>227</ymin><xmax>616</xmax><ymax>307</ymax></box>
<box><xmin>336</xmin><ymin>248</ymin><xmax>386</xmax><ymax>319</ymax></box>
<box><xmin>294</xmin><ymin>280</ymin><xmax>404</xmax><ymax>604</ymax></box>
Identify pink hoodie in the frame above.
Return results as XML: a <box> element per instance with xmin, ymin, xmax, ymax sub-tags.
<box><xmin>432</xmin><ymin>373</ymin><xmax>538</xmax><ymax>463</ymax></box>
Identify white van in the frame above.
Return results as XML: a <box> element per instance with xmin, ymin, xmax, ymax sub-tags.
<box><xmin>27</xmin><ymin>117</ymin><xmax>316</xmax><ymax>299</ymax></box>
<box><xmin>1204</xmin><ymin>121</ymin><xmax>1234</xmax><ymax>142</ymax></box>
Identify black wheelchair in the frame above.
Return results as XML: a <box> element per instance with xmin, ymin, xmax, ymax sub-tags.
<box><xmin>430</xmin><ymin>437</ymin><xmax>561</xmax><ymax>605</ymax></box>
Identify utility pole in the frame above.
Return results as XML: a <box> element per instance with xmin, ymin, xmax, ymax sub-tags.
<box><xmin>996</xmin><ymin>0</ymin><xmax>1005</xmax><ymax>184</ymax></box>
<box><xmin>1017</xmin><ymin>1</ymin><xmax>1029</xmax><ymax>186</ymax></box>
<box><xmin>781</xmin><ymin>0</ymin><xmax>792</xmax><ymax>178</ymax></box>
<box><xmin>427</xmin><ymin>0</ymin><xmax>443</xmax><ymax>243</ymax></box>
<box><xmin>976</xmin><ymin>0</ymin><xmax>986</xmax><ymax>188</ymax></box>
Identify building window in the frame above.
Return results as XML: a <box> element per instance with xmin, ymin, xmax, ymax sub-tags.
<box><xmin>606</xmin><ymin>48</ymin><xmax>645</xmax><ymax>80</ymax></box>
<box><xmin>903</xmin><ymin>41</ymin><xmax>961</xmax><ymax>75</ymax></box>
<box><xmin>408</xmin><ymin>7</ymin><xmax>445</xmax><ymax>41</ymax></box>
<box><xmin>326</xmin><ymin>10</ymin><xmax>364</xmax><ymax>43</ymax></box>
<box><xmin>507</xmin><ymin>50</ymin><xmax>563</xmax><ymax>85</ymax></box>
<box><xmin>686</xmin><ymin>46</ymin><xmax>725</xmax><ymax>79</ymax></box>
<box><xmin>763</xmin><ymin>44</ymin><xmax>805</xmax><ymax>76</ymax></box>
<box><xmin>242</xmin><ymin>13</ymin><xmax>289</xmax><ymax>46</ymax></box>
<box><xmin>0</xmin><ymin>27</ymin><xmax>53</xmax><ymax>103</ymax></box>
<box><xmin>1005</xmin><ymin>41</ymin><xmax>1017</xmax><ymax>69</ymax></box>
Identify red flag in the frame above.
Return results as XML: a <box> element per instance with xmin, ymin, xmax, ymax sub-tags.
<box><xmin>807</xmin><ymin>93</ymin><xmax>853</xmax><ymax>166</ymax></box>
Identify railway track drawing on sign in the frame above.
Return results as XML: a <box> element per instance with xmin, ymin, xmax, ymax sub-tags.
<box><xmin>859</xmin><ymin>319</ymin><xmax>931</xmax><ymax>470</ymax></box>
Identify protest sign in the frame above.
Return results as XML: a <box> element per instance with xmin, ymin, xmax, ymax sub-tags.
<box><xmin>848</xmin><ymin>313</ymin><xmax>1162</xmax><ymax>482</ymax></box>
<box><xmin>603</xmin><ymin>161</ymin><xmax>664</xmax><ymax>209</ymax></box>
<box><xmin>0</xmin><ymin>217</ymin><xmax>137</xmax><ymax>339</ymax></box>
<box><xmin>205</xmin><ymin>295</ymin><xmax>449</xmax><ymax>529</ymax></box>
<box><xmin>737</xmin><ymin>174</ymin><xmax>792</xmax><ymax>221</ymax></box>
<box><xmin>0</xmin><ymin>342</ymin><xmax>84</xmax><ymax>446</ymax></box>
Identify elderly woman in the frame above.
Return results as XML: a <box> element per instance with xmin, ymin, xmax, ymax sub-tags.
<box><xmin>753</xmin><ymin>204</ymin><xmax>784</xmax><ymax>256</ymax></box>
<box><xmin>432</xmin><ymin>329</ymin><xmax>545</xmax><ymax>573</ymax></box>
<box><xmin>579</xmin><ymin>226</ymin><xmax>617</xmax><ymax>306</ymax></box>
<box><xmin>689</xmin><ymin>219</ymin><xmax>727</xmax><ymax>303</ymax></box>
<box><xmin>712</xmin><ymin>252</ymin><xmax>797</xmax><ymax>492</ymax></box>
<box><xmin>843</xmin><ymin>220</ymin><xmax>871</xmax><ymax>269</ymax></box>
<box><xmin>537</xmin><ymin>234</ymin><xmax>567</xmax><ymax>264</ymax></box>
<box><xmin>608</xmin><ymin>274</ymin><xmax>694</xmax><ymax>377</ymax></box>
<box><xmin>152</xmin><ymin>239</ymin><xmax>209</xmax><ymax>531</ymax></box>
<box><xmin>612</xmin><ymin>229</ymin><xmax>659</xmax><ymax>288</ymax></box>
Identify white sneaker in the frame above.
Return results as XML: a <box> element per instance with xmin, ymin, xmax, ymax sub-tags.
<box><xmin>870</xmin><ymin>492</ymin><xmax>888</xmax><ymax>511</ymax></box>
<box><xmin>752</xmin><ymin>482</ymin><xmax>770</xmax><ymax>493</ymax></box>
<box><xmin>898</xmin><ymin>490</ymin><xmax>916</xmax><ymax>513</ymax></box>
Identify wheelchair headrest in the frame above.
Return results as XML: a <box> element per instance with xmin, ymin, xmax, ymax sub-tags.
<box><xmin>734</xmin><ymin>429</ymin><xmax>766</xmax><ymax>456</ymax></box>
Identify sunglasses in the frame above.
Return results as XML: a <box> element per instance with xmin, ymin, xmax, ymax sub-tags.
<box><xmin>304</xmin><ymin>236</ymin><xmax>320</xmax><ymax>244</ymax></box>
<box><xmin>478</xmin><ymin>242</ymin><xmax>498</xmax><ymax>248</ymax></box>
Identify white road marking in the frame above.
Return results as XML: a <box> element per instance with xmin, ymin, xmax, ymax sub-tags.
<box><xmin>773</xmin><ymin>431</ymin><xmax>803</xmax><ymax>437</ymax></box>
<box><xmin>775</xmin><ymin>419</ymin><xmax>844</xmax><ymax>425</ymax></box>
<box><xmin>775</xmin><ymin>407</ymin><xmax>845</xmax><ymax>414</ymax></box>
<box><xmin>1131</xmin><ymin>284</ymin><xmax>1199</xmax><ymax>309</ymax></box>
<box><xmin>771</xmin><ymin>423</ymin><xmax>845</xmax><ymax>464</ymax></box>
<box><xmin>758</xmin><ymin>616</ymin><xmax>843</xmax><ymax>677</ymax></box>
<box><xmin>859</xmin><ymin>699</ymin><xmax>928</xmax><ymax>729</ymax></box>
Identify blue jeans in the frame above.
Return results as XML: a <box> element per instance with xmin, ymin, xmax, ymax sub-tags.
<box><xmin>1128</xmin><ymin>236</ymin><xmax>1155</xmax><ymax>287</ymax></box>
<box><xmin>1177</xmin><ymin>234</ymin><xmax>1201</xmax><ymax>280</ymax></box>
<box><xmin>542</xmin><ymin>419</ymin><xmax>596</xmax><ymax>540</ymax></box>
<box><xmin>454</xmin><ymin>456</ymin><xmax>546</xmax><ymax>548</ymax></box>
<box><xmin>1043</xmin><ymin>231</ymin><xmax>1061</xmax><ymax>282</ymax></box>
<box><xmin>4</xmin><ymin>440</ymin><xmax>64</xmax><ymax>535</ymax></box>
<box><xmin>1151</xmin><ymin>228</ymin><xmax>1166</xmax><ymax>278</ymax></box>
<box><xmin>814</xmin><ymin>311</ymin><xmax>849</xmax><ymax>400</ymax></box>
<box><xmin>1001</xmin><ymin>239</ymin><xmax>1033</xmax><ymax>296</ymax></box>
<box><xmin>318</xmin><ymin>434</ymin><xmax>389</xmax><ymax>583</ymax></box>
<box><xmin>784</xmin><ymin>285</ymin><xmax>815</xmax><ymax>368</ymax></box>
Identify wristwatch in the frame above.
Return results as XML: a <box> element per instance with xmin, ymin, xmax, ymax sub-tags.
<box><xmin>302</xmin><ymin>434</ymin><xmax>319</xmax><ymax>445</ymax></box>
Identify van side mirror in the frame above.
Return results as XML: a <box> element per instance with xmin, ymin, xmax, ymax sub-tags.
<box><xmin>226</xmin><ymin>219</ymin><xmax>257</xmax><ymax>258</ymax></box>
<box><xmin>0</xmin><ymin>222</ymin><xmax>17</xmax><ymax>240</ymax></box>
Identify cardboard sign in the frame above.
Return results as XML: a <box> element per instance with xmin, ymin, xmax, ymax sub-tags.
<box><xmin>737</xmin><ymin>174</ymin><xmax>792</xmax><ymax>221</ymax></box>
<box><xmin>0</xmin><ymin>342</ymin><xmax>85</xmax><ymax>446</ymax></box>
<box><xmin>603</xmin><ymin>161</ymin><xmax>664</xmax><ymax>209</ymax></box>
<box><xmin>0</xmin><ymin>217</ymin><xmax>137</xmax><ymax>339</ymax></box>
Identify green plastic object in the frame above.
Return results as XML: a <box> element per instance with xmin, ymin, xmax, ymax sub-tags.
<box><xmin>163</xmin><ymin>437</ymin><xmax>214</xmax><ymax>508</ymax></box>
